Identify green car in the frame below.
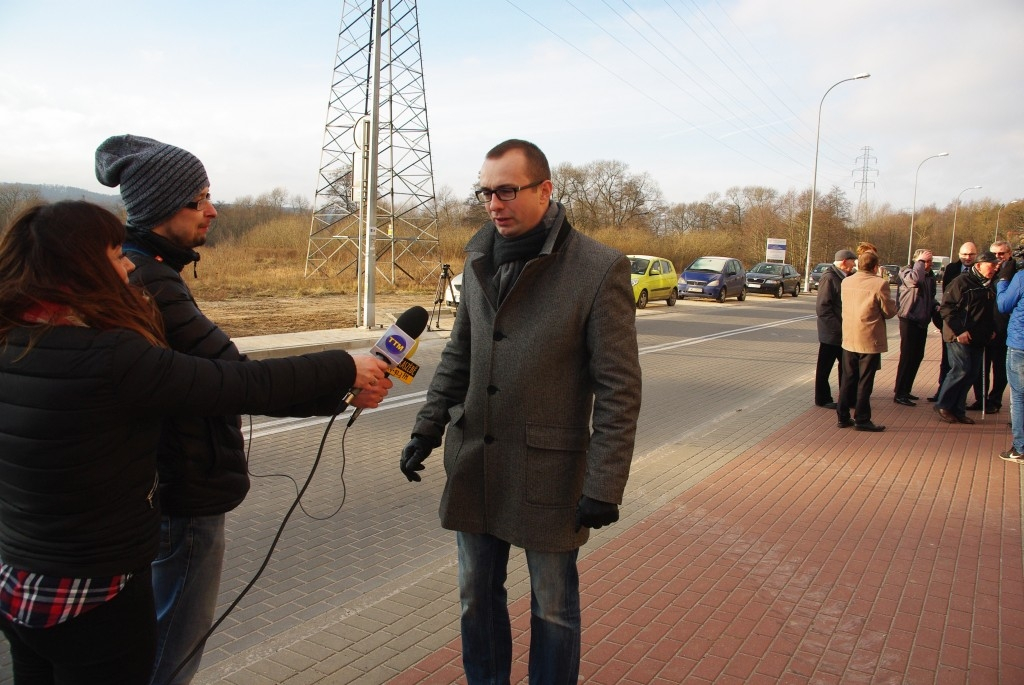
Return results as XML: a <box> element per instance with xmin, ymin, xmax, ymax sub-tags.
<box><xmin>628</xmin><ymin>255</ymin><xmax>678</xmax><ymax>309</ymax></box>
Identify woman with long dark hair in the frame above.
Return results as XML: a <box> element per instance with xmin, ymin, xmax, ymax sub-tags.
<box><xmin>0</xmin><ymin>201</ymin><xmax>391</xmax><ymax>684</ymax></box>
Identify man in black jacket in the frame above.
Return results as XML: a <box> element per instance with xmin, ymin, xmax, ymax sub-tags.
<box><xmin>814</xmin><ymin>249</ymin><xmax>856</xmax><ymax>408</ymax></box>
<box><xmin>934</xmin><ymin>250</ymin><xmax>999</xmax><ymax>423</ymax></box>
<box><xmin>930</xmin><ymin>242</ymin><xmax>979</xmax><ymax>402</ymax></box>
<box><xmin>968</xmin><ymin>240</ymin><xmax>1012</xmax><ymax>413</ymax></box>
<box><xmin>95</xmin><ymin>135</ymin><xmax>389</xmax><ymax>685</ymax></box>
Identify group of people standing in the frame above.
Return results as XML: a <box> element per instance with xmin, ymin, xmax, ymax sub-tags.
<box><xmin>814</xmin><ymin>237</ymin><xmax>1024</xmax><ymax>463</ymax></box>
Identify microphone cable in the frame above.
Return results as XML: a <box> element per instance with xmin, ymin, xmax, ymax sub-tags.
<box><xmin>245</xmin><ymin>414</ymin><xmax>350</xmax><ymax>521</ymax></box>
<box><xmin>166</xmin><ymin>408</ymin><xmax>352</xmax><ymax>682</ymax></box>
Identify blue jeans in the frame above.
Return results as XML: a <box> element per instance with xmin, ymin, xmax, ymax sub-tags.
<box><xmin>1008</xmin><ymin>348</ymin><xmax>1024</xmax><ymax>452</ymax></box>
<box><xmin>457</xmin><ymin>532</ymin><xmax>581</xmax><ymax>685</ymax></box>
<box><xmin>150</xmin><ymin>514</ymin><xmax>226</xmax><ymax>685</ymax></box>
<box><xmin>936</xmin><ymin>342</ymin><xmax>983</xmax><ymax>416</ymax></box>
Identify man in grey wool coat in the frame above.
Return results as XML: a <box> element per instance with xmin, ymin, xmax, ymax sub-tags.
<box><xmin>399</xmin><ymin>139</ymin><xmax>643</xmax><ymax>684</ymax></box>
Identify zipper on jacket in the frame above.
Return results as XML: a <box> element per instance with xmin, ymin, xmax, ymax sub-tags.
<box><xmin>146</xmin><ymin>474</ymin><xmax>159</xmax><ymax>509</ymax></box>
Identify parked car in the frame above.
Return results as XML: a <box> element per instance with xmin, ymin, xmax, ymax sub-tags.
<box><xmin>677</xmin><ymin>256</ymin><xmax>746</xmax><ymax>302</ymax></box>
<box><xmin>745</xmin><ymin>262</ymin><xmax>801</xmax><ymax>298</ymax></box>
<box><xmin>809</xmin><ymin>263</ymin><xmax>831</xmax><ymax>291</ymax></box>
<box><xmin>628</xmin><ymin>255</ymin><xmax>678</xmax><ymax>309</ymax></box>
<box><xmin>882</xmin><ymin>264</ymin><xmax>901</xmax><ymax>284</ymax></box>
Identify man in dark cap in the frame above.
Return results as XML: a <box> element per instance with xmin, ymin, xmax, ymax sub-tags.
<box><xmin>814</xmin><ymin>249</ymin><xmax>856</xmax><ymax>408</ymax></box>
<box><xmin>934</xmin><ymin>250</ymin><xmax>1000</xmax><ymax>424</ymax></box>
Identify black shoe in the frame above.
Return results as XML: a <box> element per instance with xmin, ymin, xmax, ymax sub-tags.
<box><xmin>927</xmin><ymin>395</ymin><xmax>939</xmax><ymax>402</ymax></box>
<box><xmin>818</xmin><ymin>401</ymin><xmax>837</xmax><ymax>409</ymax></box>
<box><xmin>894</xmin><ymin>396</ymin><xmax>916</xmax><ymax>407</ymax></box>
<box><xmin>855</xmin><ymin>422</ymin><xmax>886</xmax><ymax>432</ymax></box>
<box><xmin>837</xmin><ymin>418</ymin><xmax>854</xmax><ymax>428</ymax></box>
<box><xmin>985</xmin><ymin>405</ymin><xmax>1001</xmax><ymax>414</ymax></box>
<box><xmin>966</xmin><ymin>401</ymin><xmax>983</xmax><ymax>411</ymax></box>
<box><xmin>936</xmin><ymin>407</ymin><xmax>958</xmax><ymax>423</ymax></box>
<box><xmin>906</xmin><ymin>394</ymin><xmax>920</xmax><ymax>401</ymax></box>
<box><xmin>956</xmin><ymin>414</ymin><xmax>976</xmax><ymax>424</ymax></box>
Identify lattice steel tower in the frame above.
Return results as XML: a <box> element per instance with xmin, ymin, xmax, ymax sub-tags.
<box><xmin>853</xmin><ymin>145</ymin><xmax>878</xmax><ymax>224</ymax></box>
<box><xmin>306</xmin><ymin>0</ymin><xmax>440</xmax><ymax>327</ymax></box>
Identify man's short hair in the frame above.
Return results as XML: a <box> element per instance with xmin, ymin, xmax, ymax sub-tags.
<box><xmin>913</xmin><ymin>248</ymin><xmax>930</xmax><ymax>261</ymax></box>
<box><xmin>858</xmin><ymin>250</ymin><xmax>879</xmax><ymax>273</ymax></box>
<box><xmin>486</xmin><ymin>139</ymin><xmax>551</xmax><ymax>182</ymax></box>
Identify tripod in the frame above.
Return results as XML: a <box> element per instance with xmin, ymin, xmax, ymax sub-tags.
<box><xmin>429</xmin><ymin>263</ymin><xmax>458</xmax><ymax>331</ymax></box>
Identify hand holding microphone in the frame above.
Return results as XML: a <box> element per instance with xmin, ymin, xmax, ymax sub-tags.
<box><xmin>345</xmin><ymin>306</ymin><xmax>429</xmax><ymax>425</ymax></box>
<box><xmin>348</xmin><ymin>355</ymin><xmax>393</xmax><ymax>409</ymax></box>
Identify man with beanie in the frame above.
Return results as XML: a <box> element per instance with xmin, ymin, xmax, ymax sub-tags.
<box><xmin>814</xmin><ymin>249</ymin><xmax>856</xmax><ymax>408</ymax></box>
<box><xmin>934</xmin><ymin>250</ymin><xmax>999</xmax><ymax>424</ymax></box>
<box><xmin>397</xmin><ymin>140</ymin><xmax>642</xmax><ymax>683</ymax></box>
<box><xmin>893</xmin><ymin>249</ymin><xmax>938</xmax><ymax>406</ymax></box>
<box><xmin>838</xmin><ymin>249</ymin><xmax>897</xmax><ymax>432</ymax></box>
<box><xmin>96</xmin><ymin>134</ymin><xmax>374</xmax><ymax>685</ymax></box>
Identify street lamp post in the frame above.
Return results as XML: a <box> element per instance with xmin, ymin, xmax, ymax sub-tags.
<box><xmin>949</xmin><ymin>185</ymin><xmax>982</xmax><ymax>259</ymax></box>
<box><xmin>803</xmin><ymin>72</ymin><xmax>870</xmax><ymax>292</ymax></box>
<box><xmin>996</xmin><ymin>200</ymin><xmax>1020</xmax><ymax>242</ymax></box>
<box><xmin>907</xmin><ymin>152</ymin><xmax>949</xmax><ymax>264</ymax></box>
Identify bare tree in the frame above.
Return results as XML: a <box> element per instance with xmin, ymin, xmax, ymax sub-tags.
<box><xmin>0</xmin><ymin>183</ymin><xmax>43</xmax><ymax>232</ymax></box>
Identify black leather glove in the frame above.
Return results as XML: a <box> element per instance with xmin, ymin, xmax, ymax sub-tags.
<box><xmin>576</xmin><ymin>495</ymin><xmax>619</xmax><ymax>532</ymax></box>
<box><xmin>998</xmin><ymin>258</ymin><xmax>1017</xmax><ymax>282</ymax></box>
<box><xmin>400</xmin><ymin>436</ymin><xmax>433</xmax><ymax>482</ymax></box>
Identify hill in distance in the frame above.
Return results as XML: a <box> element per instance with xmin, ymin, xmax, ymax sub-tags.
<box><xmin>2</xmin><ymin>182</ymin><xmax>122</xmax><ymax>209</ymax></box>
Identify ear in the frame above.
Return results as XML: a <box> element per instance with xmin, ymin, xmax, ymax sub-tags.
<box><xmin>539</xmin><ymin>179</ymin><xmax>554</xmax><ymax>203</ymax></box>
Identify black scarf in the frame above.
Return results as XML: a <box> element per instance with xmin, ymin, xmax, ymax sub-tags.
<box><xmin>490</xmin><ymin>225</ymin><xmax>549</xmax><ymax>305</ymax></box>
<box><xmin>124</xmin><ymin>231</ymin><xmax>201</xmax><ymax>278</ymax></box>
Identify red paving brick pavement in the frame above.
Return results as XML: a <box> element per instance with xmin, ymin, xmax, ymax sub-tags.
<box><xmin>389</xmin><ymin>337</ymin><xmax>1024</xmax><ymax>684</ymax></box>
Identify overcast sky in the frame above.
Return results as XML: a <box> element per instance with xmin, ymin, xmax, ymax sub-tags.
<box><xmin>1</xmin><ymin>0</ymin><xmax>1021</xmax><ymax>211</ymax></box>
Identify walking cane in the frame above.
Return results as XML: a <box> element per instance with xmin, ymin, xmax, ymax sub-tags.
<box><xmin>982</xmin><ymin>345</ymin><xmax>987</xmax><ymax>421</ymax></box>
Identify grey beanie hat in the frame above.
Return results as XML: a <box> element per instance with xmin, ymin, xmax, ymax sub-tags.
<box><xmin>94</xmin><ymin>134</ymin><xmax>209</xmax><ymax>234</ymax></box>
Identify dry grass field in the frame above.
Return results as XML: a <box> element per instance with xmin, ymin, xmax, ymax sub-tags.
<box><xmin>187</xmin><ymin>212</ymin><xmax>749</xmax><ymax>337</ymax></box>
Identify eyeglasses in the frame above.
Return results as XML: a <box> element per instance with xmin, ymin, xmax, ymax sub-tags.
<box><xmin>474</xmin><ymin>180</ymin><xmax>544</xmax><ymax>204</ymax></box>
<box><xmin>184</xmin><ymin>193</ymin><xmax>214</xmax><ymax>212</ymax></box>
<box><xmin>996</xmin><ymin>251</ymin><xmax>1011</xmax><ymax>256</ymax></box>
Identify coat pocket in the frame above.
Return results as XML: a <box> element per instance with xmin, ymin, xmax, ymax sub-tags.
<box><xmin>443</xmin><ymin>403</ymin><xmax>466</xmax><ymax>475</ymax></box>
<box><xmin>524</xmin><ymin>423</ymin><xmax>589</xmax><ymax>507</ymax></box>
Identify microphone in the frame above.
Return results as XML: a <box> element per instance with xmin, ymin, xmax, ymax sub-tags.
<box><xmin>345</xmin><ymin>305</ymin><xmax>429</xmax><ymax>425</ymax></box>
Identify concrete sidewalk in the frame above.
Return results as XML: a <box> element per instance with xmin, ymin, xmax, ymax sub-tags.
<box><xmin>191</xmin><ymin>332</ymin><xmax>1024</xmax><ymax>684</ymax></box>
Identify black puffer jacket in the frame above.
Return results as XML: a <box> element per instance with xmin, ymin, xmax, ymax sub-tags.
<box><xmin>125</xmin><ymin>232</ymin><xmax>250</xmax><ymax>516</ymax></box>
<box><xmin>0</xmin><ymin>325</ymin><xmax>354</xmax><ymax>578</ymax></box>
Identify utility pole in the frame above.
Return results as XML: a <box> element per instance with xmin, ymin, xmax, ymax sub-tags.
<box><xmin>305</xmin><ymin>0</ymin><xmax>441</xmax><ymax>329</ymax></box>
<box><xmin>852</xmin><ymin>145</ymin><xmax>877</xmax><ymax>224</ymax></box>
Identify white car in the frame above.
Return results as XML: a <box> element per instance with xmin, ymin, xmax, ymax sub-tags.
<box><xmin>444</xmin><ymin>271</ymin><xmax>462</xmax><ymax>306</ymax></box>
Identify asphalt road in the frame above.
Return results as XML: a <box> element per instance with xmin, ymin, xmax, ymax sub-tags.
<box><xmin>0</xmin><ymin>294</ymin><xmax>834</xmax><ymax>684</ymax></box>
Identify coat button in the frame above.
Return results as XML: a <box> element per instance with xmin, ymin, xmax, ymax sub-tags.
<box><xmin>487</xmin><ymin>385</ymin><xmax>498</xmax><ymax>395</ymax></box>
<box><xmin>493</xmin><ymin>331</ymin><xmax>505</xmax><ymax>341</ymax></box>
<box><xmin>484</xmin><ymin>435</ymin><xmax>495</xmax><ymax>444</ymax></box>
